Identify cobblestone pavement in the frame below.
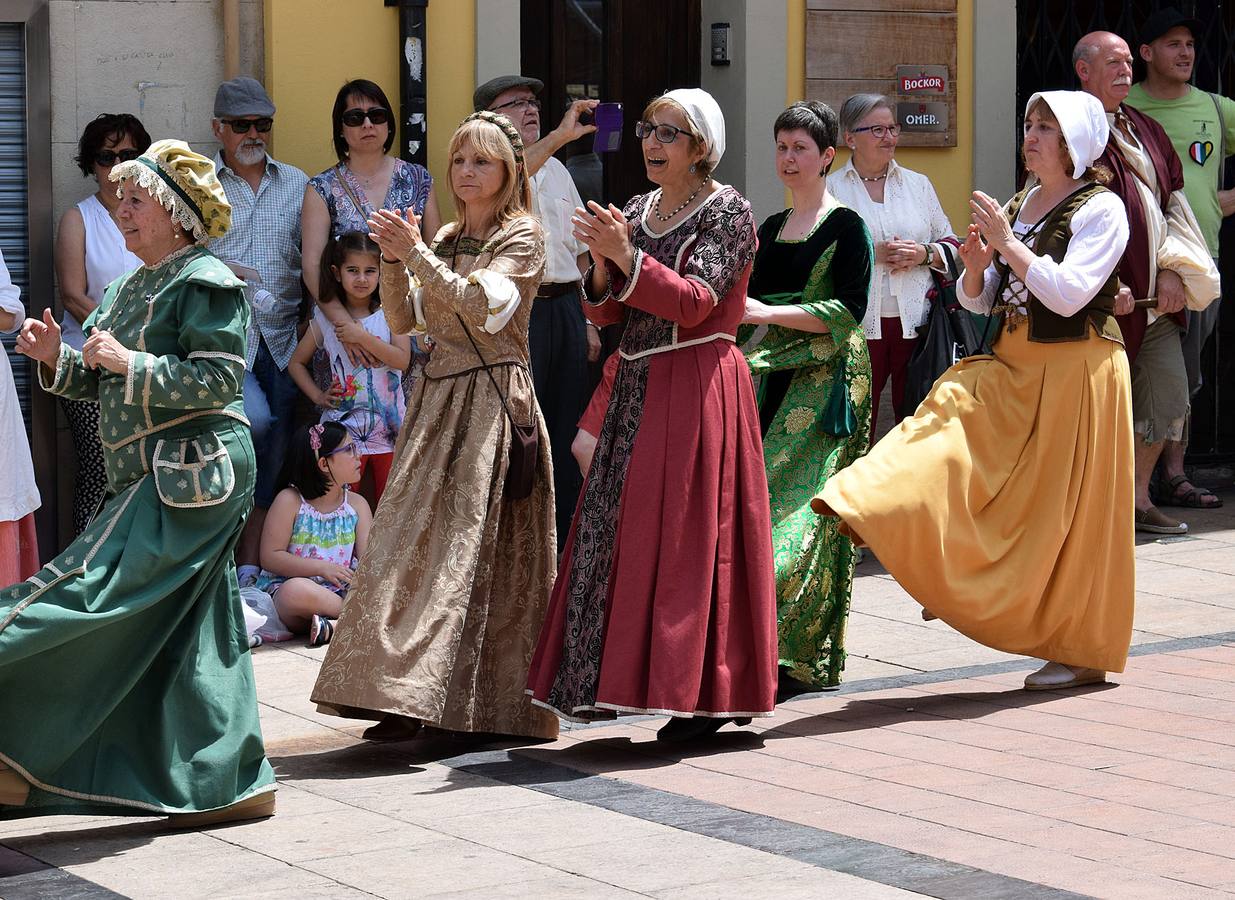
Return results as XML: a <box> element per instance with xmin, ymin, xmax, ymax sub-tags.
<box><xmin>3</xmin><ymin>494</ymin><xmax>1235</xmax><ymax>898</ymax></box>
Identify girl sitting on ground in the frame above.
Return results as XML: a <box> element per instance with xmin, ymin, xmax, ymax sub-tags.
<box><xmin>288</xmin><ymin>231</ymin><xmax>412</xmax><ymax>507</ymax></box>
<box><xmin>257</xmin><ymin>422</ymin><xmax>372</xmax><ymax>646</ymax></box>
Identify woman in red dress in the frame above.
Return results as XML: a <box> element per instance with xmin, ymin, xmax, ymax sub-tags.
<box><xmin>527</xmin><ymin>89</ymin><xmax>777</xmax><ymax>741</ymax></box>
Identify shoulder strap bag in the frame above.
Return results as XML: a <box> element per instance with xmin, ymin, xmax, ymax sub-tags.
<box><xmin>455</xmin><ymin>313</ymin><xmax>538</xmax><ymax>500</ymax></box>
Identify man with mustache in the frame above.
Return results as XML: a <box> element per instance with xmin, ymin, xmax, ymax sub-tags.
<box><xmin>1074</xmin><ymin>31</ymin><xmax>1219</xmax><ymax>535</ymax></box>
<box><xmin>208</xmin><ymin>76</ymin><xmax>310</xmax><ymax>585</ymax></box>
<box><xmin>1126</xmin><ymin>7</ymin><xmax>1232</xmax><ymax>512</ymax></box>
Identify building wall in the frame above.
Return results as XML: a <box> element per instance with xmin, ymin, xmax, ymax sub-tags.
<box><xmin>264</xmin><ymin>0</ymin><xmax>475</xmax><ymax>194</ymax></box>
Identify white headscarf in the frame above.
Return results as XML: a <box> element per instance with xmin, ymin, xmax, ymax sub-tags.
<box><xmin>1025</xmin><ymin>90</ymin><xmax>1110</xmax><ymax>180</ymax></box>
<box><xmin>663</xmin><ymin>88</ymin><xmax>726</xmax><ymax>168</ymax></box>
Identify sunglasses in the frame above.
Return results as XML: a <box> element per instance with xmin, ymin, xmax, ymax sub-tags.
<box><xmin>635</xmin><ymin>121</ymin><xmax>689</xmax><ymax>144</ymax></box>
<box><xmin>220</xmin><ymin>117</ymin><xmax>274</xmax><ymax>134</ymax></box>
<box><xmin>94</xmin><ymin>148</ymin><xmax>142</xmax><ymax>167</ymax></box>
<box><xmin>341</xmin><ymin>107</ymin><xmax>391</xmax><ymax>128</ymax></box>
<box><xmin>851</xmin><ymin>124</ymin><xmax>902</xmax><ymax>139</ymax></box>
<box><xmin>491</xmin><ymin>97</ymin><xmax>541</xmax><ymax>113</ymax></box>
<box><xmin>322</xmin><ymin>441</ymin><xmax>360</xmax><ymax>459</ymax></box>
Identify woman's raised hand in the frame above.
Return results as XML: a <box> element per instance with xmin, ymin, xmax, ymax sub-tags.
<box><xmin>572</xmin><ymin>201</ymin><xmax>634</xmax><ymax>272</ymax></box>
<box><xmin>958</xmin><ymin>223</ymin><xmax>995</xmax><ymax>273</ymax></box>
<box><xmin>368</xmin><ymin>208</ymin><xmax>423</xmax><ymax>262</ymax></box>
<box><xmin>15</xmin><ymin>308</ymin><xmax>62</xmax><ymax>367</ymax></box>
<box><xmin>969</xmin><ymin>191</ymin><xmax>1014</xmax><ymax>252</ymax></box>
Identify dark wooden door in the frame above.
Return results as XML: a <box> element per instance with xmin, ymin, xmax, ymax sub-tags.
<box><xmin>521</xmin><ymin>0</ymin><xmax>701</xmax><ymax>209</ymax></box>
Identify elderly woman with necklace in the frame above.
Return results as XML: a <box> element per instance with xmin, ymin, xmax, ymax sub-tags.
<box><xmin>311</xmin><ymin>111</ymin><xmax>557</xmax><ymax>742</ymax></box>
<box><xmin>740</xmin><ymin>101</ymin><xmax>873</xmax><ymax>691</ymax></box>
<box><xmin>817</xmin><ymin>91</ymin><xmax>1135</xmax><ymax>691</ymax></box>
<box><xmin>4</xmin><ymin>140</ymin><xmax>275</xmax><ymax>826</ymax></box>
<box><xmin>527</xmin><ymin>89</ymin><xmax>778</xmax><ymax>742</ymax></box>
<box><xmin>830</xmin><ymin>94</ymin><xmax>957</xmax><ymax>437</ymax></box>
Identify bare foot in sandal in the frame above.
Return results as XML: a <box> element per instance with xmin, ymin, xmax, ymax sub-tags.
<box><xmin>1162</xmin><ymin>474</ymin><xmax>1223</xmax><ymax>509</ymax></box>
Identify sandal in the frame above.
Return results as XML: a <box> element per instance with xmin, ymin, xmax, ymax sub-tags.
<box><xmin>308</xmin><ymin>615</ymin><xmax>335</xmax><ymax>647</ymax></box>
<box><xmin>1160</xmin><ymin>474</ymin><xmax>1223</xmax><ymax>509</ymax></box>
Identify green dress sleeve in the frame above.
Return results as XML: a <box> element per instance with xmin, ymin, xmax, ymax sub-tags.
<box><xmin>124</xmin><ymin>281</ymin><xmax>248</xmax><ymax>412</ymax></box>
<box><xmin>38</xmin><ymin>343</ymin><xmax>100</xmax><ymax>401</ymax></box>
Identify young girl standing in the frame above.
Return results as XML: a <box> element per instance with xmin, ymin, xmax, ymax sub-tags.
<box><xmin>288</xmin><ymin>232</ymin><xmax>412</xmax><ymax>505</ymax></box>
<box><xmin>257</xmin><ymin>422</ymin><xmax>372</xmax><ymax>646</ymax></box>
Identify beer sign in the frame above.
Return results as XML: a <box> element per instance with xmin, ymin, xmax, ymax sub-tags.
<box><xmin>896</xmin><ymin>65</ymin><xmax>948</xmax><ymax>96</ymax></box>
<box><xmin>897</xmin><ymin>101</ymin><xmax>949</xmax><ymax>133</ymax></box>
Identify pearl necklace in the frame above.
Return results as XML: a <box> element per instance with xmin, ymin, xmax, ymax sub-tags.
<box><xmin>653</xmin><ymin>181</ymin><xmax>706</xmax><ymax>223</ymax></box>
<box><xmin>859</xmin><ymin>171</ymin><xmax>888</xmax><ymax>183</ymax></box>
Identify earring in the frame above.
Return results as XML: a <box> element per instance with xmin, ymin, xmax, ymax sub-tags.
<box><xmin>689</xmin><ymin>163</ymin><xmax>697</xmax><ymax>174</ymax></box>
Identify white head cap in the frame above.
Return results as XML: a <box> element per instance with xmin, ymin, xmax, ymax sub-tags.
<box><xmin>1025</xmin><ymin>90</ymin><xmax>1110</xmax><ymax>179</ymax></box>
<box><xmin>662</xmin><ymin>88</ymin><xmax>726</xmax><ymax>168</ymax></box>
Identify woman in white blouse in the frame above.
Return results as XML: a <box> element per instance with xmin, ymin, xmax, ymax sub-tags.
<box><xmin>817</xmin><ymin>91</ymin><xmax>1137</xmax><ymax>693</ymax></box>
<box><xmin>0</xmin><ymin>248</ymin><xmax>40</xmax><ymax>584</ymax></box>
<box><xmin>830</xmin><ymin>94</ymin><xmax>956</xmax><ymax>437</ymax></box>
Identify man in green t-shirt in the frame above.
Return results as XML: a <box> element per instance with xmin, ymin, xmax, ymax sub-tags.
<box><xmin>1126</xmin><ymin>6</ymin><xmax>1228</xmax><ymax>510</ymax></box>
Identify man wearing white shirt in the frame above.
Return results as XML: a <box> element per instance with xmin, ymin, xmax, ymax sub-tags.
<box><xmin>475</xmin><ymin>76</ymin><xmax>601</xmax><ymax>550</ymax></box>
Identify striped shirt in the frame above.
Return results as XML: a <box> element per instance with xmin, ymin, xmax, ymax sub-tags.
<box><xmin>210</xmin><ymin>152</ymin><xmax>308</xmax><ymax>370</ymax></box>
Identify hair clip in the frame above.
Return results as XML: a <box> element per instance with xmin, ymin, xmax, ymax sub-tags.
<box><xmin>309</xmin><ymin>423</ymin><xmax>325</xmax><ymax>456</ymax></box>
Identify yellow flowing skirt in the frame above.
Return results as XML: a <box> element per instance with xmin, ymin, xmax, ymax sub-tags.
<box><xmin>814</xmin><ymin>326</ymin><xmax>1135</xmax><ymax>672</ymax></box>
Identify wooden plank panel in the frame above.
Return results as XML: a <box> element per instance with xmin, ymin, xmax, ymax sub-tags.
<box><xmin>806</xmin><ymin>11</ymin><xmax>956</xmax><ymax>81</ymax></box>
<box><xmin>808</xmin><ymin>0</ymin><xmax>954</xmax><ymax>10</ymax></box>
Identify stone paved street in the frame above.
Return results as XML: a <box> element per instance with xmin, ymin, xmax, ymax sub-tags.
<box><xmin>4</xmin><ymin>493</ymin><xmax>1235</xmax><ymax>898</ymax></box>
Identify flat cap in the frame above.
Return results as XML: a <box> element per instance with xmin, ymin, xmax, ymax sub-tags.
<box><xmin>214</xmin><ymin>76</ymin><xmax>275</xmax><ymax>118</ymax></box>
<box><xmin>473</xmin><ymin>75</ymin><xmax>544</xmax><ymax>112</ymax></box>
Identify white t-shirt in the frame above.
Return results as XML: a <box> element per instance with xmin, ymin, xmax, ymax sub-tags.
<box><xmin>530</xmin><ymin>157</ymin><xmax>588</xmax><ymax>284</ymax></box>
<box><xmin>0</xmin><ymin>248</ymin><xmax>40</xmax><ymax>521</ymax></box>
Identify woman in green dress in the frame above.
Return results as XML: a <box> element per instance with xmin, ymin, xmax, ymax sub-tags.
<box><xmin>3</xmin><ymin>139</ymin><xmax>275</xmax><ymax>827</ymax></box>
<box><xmin>740</xmin><ymin>102</ymin><xmax>873</xmax><ymax>689</ymax></box>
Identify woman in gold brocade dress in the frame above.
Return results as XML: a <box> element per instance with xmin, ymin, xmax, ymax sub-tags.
<box><xmin>311</xmin><ymin>111</ymin><xmax>557</xmax><ymax>741</ymax></box>
<box><xmin>816</xmin><ymin>91</ymin><xmax>1136</xmax><ymax>691</ymax></box>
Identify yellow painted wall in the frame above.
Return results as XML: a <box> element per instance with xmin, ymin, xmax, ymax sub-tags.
<box><xmin>263</xmin><ymin>0</ymin><xmax>474</xmax><ymax>192</ymax></box>
<box><xmin>786</xmin><ymin>0</ymin><xmax>974</xmax><ymax>230</ymax></box>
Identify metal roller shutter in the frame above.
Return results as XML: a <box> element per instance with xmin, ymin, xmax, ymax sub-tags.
<box><xmin>0</xmin><ymin>24</ymin><xmax>27</xmax><ymax>431</ymax></box>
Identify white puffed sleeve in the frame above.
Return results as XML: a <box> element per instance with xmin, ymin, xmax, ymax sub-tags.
<box><xmin>1022</xmin><ymin>191</ymin><xmax>1129</xmax><ymax>317</ymax></box>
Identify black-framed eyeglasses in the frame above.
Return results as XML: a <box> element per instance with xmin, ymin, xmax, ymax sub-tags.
<box><xmin>851</xmin><ymin>124</ymin><xmax>902</xmax><ymax>139</ymax></box>
<box><xmin>635</xmin><ymin>121</ymin><xmax>688</xmax><ymax>143</ymax></box>
<box><xmin>322</xmin><ymin>441</ymin><xmax>360</xmax><ymax>459</ymax></box>
<box><xmin>94</xmin><ymin>148</ymin><xmax>142</xmax><ymax>167</ymax></box>
<box><xmin>491</xmin><ymin>97</ymin><xmax>541</xmax><ymax>114</ymax></box>
<box><xmin>341</xmin><ymin>107</ymin><xmax>391</xmax><ymax>128</ymax></box>
<box><xmin>221</xmin><ymin>117</ymin><xmax>274</xmax><ymax>134</ymax></box>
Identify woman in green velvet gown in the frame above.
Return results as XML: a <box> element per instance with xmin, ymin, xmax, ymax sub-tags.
<box><xmin>2</xmin><ymin>140</ymin><xmax>275</xmax><ymax>826</ymax></box>
<box><xmin>741</xmin><ymin>103</ymin><xmax>873</xmax><ymax>689</ymax></box>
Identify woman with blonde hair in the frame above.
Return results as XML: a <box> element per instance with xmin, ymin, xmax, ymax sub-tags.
<box><xmin>311</xmin><ymin>111</ymin><xmax>557</xmax><ymax>742</ymax></box>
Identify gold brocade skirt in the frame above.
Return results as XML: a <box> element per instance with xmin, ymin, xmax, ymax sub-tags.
<box><xmin>814</xmin><ymin>326</ymin><xmax>1135</xmax><ymax>672</ymax></box>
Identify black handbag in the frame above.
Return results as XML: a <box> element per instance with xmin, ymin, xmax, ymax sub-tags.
<box><xmin>897</xmin><ymin>273</ymin><xmax>993</xmax><ymax>419</ymax></box>
<box><xmin>456</xmin><ymin>314</ymin><xmax>539</xmax><ymax>500</ymax></box>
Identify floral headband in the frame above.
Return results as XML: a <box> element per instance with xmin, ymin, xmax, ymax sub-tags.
<box><xmin>462</xmin><ymin>110</ymin><xmax>526</xmax><ymax>166</ymax></box>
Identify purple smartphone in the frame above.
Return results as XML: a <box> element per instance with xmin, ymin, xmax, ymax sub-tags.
<box><xmin>591</xmin><ymin>103</ymin><xmax>623</xmax><ymax>154</ymax></box>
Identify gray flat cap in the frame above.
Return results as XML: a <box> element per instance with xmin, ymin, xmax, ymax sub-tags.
<box><xmin>214</xmin><ymin>76</ymin><xmax>275</xmax><ymax>118</ymax></box>
<box><xmin>473</xmin><ymin>75</ymin><xmax>544</xmax><ymax>112</ymax></box>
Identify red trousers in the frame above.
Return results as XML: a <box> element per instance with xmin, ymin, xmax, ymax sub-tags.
<box><xmin>360</xmin><ymin>452</ymin><xmax>394</xmax><ymax>503</ymax></box>
<box><xmin>868</xmin><ymin>318</ymin><xmax>919</xmax><ymax>440</ymax></box>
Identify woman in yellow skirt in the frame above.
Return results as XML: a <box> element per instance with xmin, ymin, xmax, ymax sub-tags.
<box><xmin>815</xmin><ymin>90</ymin><xmax>1134</xmax><ymax>690</ymax></box>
